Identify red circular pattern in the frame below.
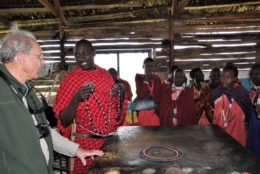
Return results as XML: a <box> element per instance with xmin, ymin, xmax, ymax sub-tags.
<box><xmin>140</xmin><ymin>145</ymin><xmax>183</xmax><ymax>162</ymax></box>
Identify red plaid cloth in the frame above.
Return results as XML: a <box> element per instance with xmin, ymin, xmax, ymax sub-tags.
<box><xmin>135</xmin><ymin>74</ymin><xmax>162</xmax><ymax>102</ymax></box>
<box><xmin>54</xmin><ymin>66</ymin><xmax>127</xmax><ymax>174</ymax></box>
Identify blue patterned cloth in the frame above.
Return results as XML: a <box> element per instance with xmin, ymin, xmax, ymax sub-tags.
<box><xmin>247</xmin><ymin>110</ymin><xmax>260</xmax><ymax>159</ymax></box>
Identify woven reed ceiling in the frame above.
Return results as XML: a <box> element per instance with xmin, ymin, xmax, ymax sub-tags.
<box><xmin>0</xmin><ymin>0</ymin><xmax>260</xmax><ymax>70</ymax></box>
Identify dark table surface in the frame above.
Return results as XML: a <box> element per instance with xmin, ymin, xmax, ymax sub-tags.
<box><xmin>88</xmin><ymin>125</ymin><xmax>260</xmax><ymax>174</ymax></box>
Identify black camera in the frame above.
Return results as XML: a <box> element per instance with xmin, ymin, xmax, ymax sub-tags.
<box><xmin>36</xmin><ymin>123</ymin><xmax>50</xmax><ymax>139</ymax></box>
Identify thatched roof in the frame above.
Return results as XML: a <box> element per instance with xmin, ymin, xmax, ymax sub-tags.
<box><xmin>0</xmin><ymin>0</ymin><xmax>260</xmax><ymax>71</ymax></box>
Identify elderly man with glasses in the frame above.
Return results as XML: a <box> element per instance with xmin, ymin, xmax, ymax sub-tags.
<box><xmin>0</xmin><ymin>30</ymin><xmax>103</xmax><ymax>174</ymax></box>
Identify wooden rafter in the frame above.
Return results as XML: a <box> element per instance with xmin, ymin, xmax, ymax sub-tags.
<box><xmin>184</xmin><ymin>1</ymin><xmax>260</xmax><ymax>11</ymax></box>
<box><xmin>62</xmin><ymin>4</ymin><xmax>143</xmax><ymax>11</ymax></box>
<box><xmin>0</xmin><ymin>1</ymin><xmax>259</xmax><ymax>15</ymax></box>
<box><xmin>177</xmin><ymin>0</ymin><xmax>190</xmax><ymax>13</ymax></box>
<box><xmin>37</xmin><ymin>0</ymin><xmax>66</xmax><ymax>25</ymax></box>
<box><xmin>37</xmin><ymin>0</ymin><xmax>56</xmax><ymax>16</ymax></box>
<box><xmin>0</xmin><ymin>4</ymin><xmax>143</xmax><ymax>15</ymax></box>
<box><xmin>0</xmin><ymin>16</ymin><xmax>10</xmax><ymax>27</ymax></box>
<box><xmin>54</xmin><ymin>0</ymin><xmax>66</xmax><ymax>25</ymax></box>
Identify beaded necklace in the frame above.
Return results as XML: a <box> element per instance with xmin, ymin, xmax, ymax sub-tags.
<box><xmin>84</xmin><ymin>83</ymin><xmax>122</xmax><ymax>136</ymax></box>
<box><xmin>221</xmin><ymin>96</ymin><xmax>233</xmax><ymax>128</ymax></box>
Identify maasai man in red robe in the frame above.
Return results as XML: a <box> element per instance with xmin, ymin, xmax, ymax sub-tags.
<box><xmin>160</xmin><ymin>65</ymin><xmax>178</xmax><ymax>126</ymax></box>
<box><xmin>210</xmin><ymin>63</ymin><xmax>252</xmax><ymax>147</ymax></box>
<box><xmin>161</xmin><ymin>68</ymin><xmax>197</xmax><ymax>126</ymax></box>
<box><xmin>54</xmin><ymin>40</ymin><xmax>127</xmax><ymax>174</ymax></box>
<box><xmin>134</xmin><ymin>57</ymin><xmax>161</xmax><ymax>126</ymax></box>
<box><xmin>189</xmin><ymin>67</ymin><xmax>205</xmax><ymax>100</ymax></box>
<box><xmin>197</xmin><ymin>68</ymin><xmax>221</xmax><ymax>125</ymax></box>
<box><xmin>189</xmin><ymin>68</ymin><xmax>209</xmax><ymax>125</ymax></box>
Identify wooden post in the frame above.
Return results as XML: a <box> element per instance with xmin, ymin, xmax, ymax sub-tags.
<box><xmin>117</xmin><ymin>52</ymin><xmax>120</xmax><ymax>74</ymax></box>
<box><xmin>169</xmin><ymin>0</ymin><xmax>176</xmax><ymax>67</ymax></box>
<box><xmin>256</xmin><ymin>42</ymin><xmax>260</xmax><ymax>64</ymax></box>
<box><xmin>59</xmin><ymin>26</ymin><xmax>66</xmax><ymax>70</ymax></box>
<box><xmin>169</xmin><ymin>18</ymin><xmax>175</xmax><ymax>67</ymax></box>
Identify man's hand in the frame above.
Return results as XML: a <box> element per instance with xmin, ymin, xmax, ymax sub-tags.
<box><xmin>74</xmin><ymin>82</ymin><xmax>95</xmax><ymax>102</ymax></box>
<box><xmin>75</xmin><ymin>148</ymin><xmax>104</xmax><ymax>166</ymax></box>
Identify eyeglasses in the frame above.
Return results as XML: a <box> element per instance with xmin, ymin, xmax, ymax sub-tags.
<box><xmin>25</xmin><ymin>53</ymin><xmax>43</xmax><ymax>60</ymax></box>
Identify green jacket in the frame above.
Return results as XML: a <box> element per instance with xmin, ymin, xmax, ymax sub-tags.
<box><xmin>0</xmin><ymin>65</ymin><xmax>54</xmax><ymax>174</ymax></box>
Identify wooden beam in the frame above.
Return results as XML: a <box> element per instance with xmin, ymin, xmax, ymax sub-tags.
<box><xmin>176</xmin><ymin>0</ymin><xmax>190</xmax><ymax>14</ymax></box>
<box><xmin>37</xmin><ymin>0</ymin><xmax>57</xmax><ymax>16</ymax></box>
<box><xmin>175</xmin><ymin>47</ymin><xmax>256</xmax><ymax>56</ymax></box>
<box><xmin>54</xmin><ymin>0</ymin><xmax>66</xmax><ymax>25</ymax></box>
<box><xmin>0</xmin><ymin>8</ymin><xmax>48</xmax><ymax>14</ymax></box>
<box><xmin>4</xmin><ymin>13</ymin><xmax>260</xmax><ymax>35</ymax></box>
<box><xmin>39</xmin><ymin>38</ymin><xmax>163</xmax><ymax>45</ymax></box>
<box><xmin>1</xmin><ymin>7</ymin><xmax>259</xmax><ymax>29</ymax></box>
<box><xmin>59</xmin><ymin>26</ymin><xmax>66</xmax><ymax>70</ymax></box>
<box><xmin>175</xmin><ymin>59</ymin><xmax>255</xmax><ymax>67</ymax></box>
<box><xmin>0</xmin><ymin>16</ymin><xmax>10</xmax><ymax>27</ymax></box>
<box><xmin>38</xmin><ymin>0</ymin><xmax>66</xmax><ymax>25</ymax></box>
<box><xmin>62</xmin><ymin>4</ymin><xmax>143</xmax><ymax>11</ymax></box>
<box><xmin>173</xmin><ymin>53</ymin><xmax>256</xmax><ymax>59</ymax></box>
<box><xmin>0</xmin><ymin>4</ymin><xmax>145</xmax><ymax>16</ymax></box>
<box><xmin>0</xmin><ymin>1</ymin><xmax>259</xmax><ymax>16</ymax></box>
<box><xmin>184</xmin><ymin>1</ymin><xmax>260</xmax><ymax>11</ymax></box>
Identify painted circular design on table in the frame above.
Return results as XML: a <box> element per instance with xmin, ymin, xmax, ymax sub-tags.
<box><xmin>139</xmin><ymin>145</ymin><xmax>183</xmax><ymax>162</ymax></box>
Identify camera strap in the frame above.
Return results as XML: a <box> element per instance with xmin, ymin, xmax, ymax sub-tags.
<box><xmin>0</xmin><ymin>70</ymin><xmax>49</xmax><ymax>139</ymax></box>
<box><xmin>25</xmin><ymin>90</ymin><xmax>50</xmax><ymax>139</ymax></box>
<box><xmin>0</xmin><ymin>70</ymin><xmax>20</xmax><ymax>96</ymax></box>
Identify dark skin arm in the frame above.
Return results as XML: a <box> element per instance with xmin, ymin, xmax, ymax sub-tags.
<box><xmin>60</xmin><ymin>84</ymin><xmax>94</xmax><ymax>127</ymax></box>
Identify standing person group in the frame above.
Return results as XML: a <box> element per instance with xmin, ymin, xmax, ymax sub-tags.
<box><xmin>53</xmin><ymin>39</ymin><xmax>127</xmax><ymax>173</ymax></box>
<box><xmin>0</xmin><ymin>31</ymin><xmax>103</xmax><ymax>174</ymax></box>
<box><xmin>158</xmin><ymin>62</ymin><xmax>260</xmax><ymax>159</ymax></box>
<box><xmin>1</xmin><ymin>29</ymin><xmax>259</xmax><ymax>174</ymax></box>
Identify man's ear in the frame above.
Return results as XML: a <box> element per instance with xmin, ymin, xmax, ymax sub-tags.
<box><xmin>14</xmin><ymin>52</ymin><xmax>25</xmax><ymax>64</ymax></box>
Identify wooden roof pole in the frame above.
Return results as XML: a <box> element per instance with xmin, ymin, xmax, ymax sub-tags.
<box><xmin>169</xmin><ymin>0</ymin><xmax>175</xmax><ymax>67</ymax></box>
<box><xmin>37</xmin><ymin>0</ymin><xmax>56</xmax><ymax>15</ymax></box>
<box><xmin>256</xmin><ymin>41</ymin><xmax>260</xmax><ymax>64</ymax></box>
<box><xmin>0</xmin><ymin>16</ymin><xmax>10</xmax><ymax>28</ymax></box>
<box><xmin>59</xmin><ymin>26</ymin><xmax>66</xmax><ymax>70</ymax></box>
<box><xmin>169</xmin><ymin>0</ymin><xmax>190</xmax><ymax>67</ymax></box>
<box><xmin>37</xmin><ymin>0</ymin><xmax>66</xmax><ymax>25</ymax></box>
<box><xmin>53</xmin><ymin>0</ymin><xmax>66</xmax><ymax>25</ymax></box>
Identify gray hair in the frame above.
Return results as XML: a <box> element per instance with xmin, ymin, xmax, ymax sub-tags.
<box><xmin>0</xmin><ymin>30</ymin><xmax>36</xmax><ymax>63</ymax></box>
